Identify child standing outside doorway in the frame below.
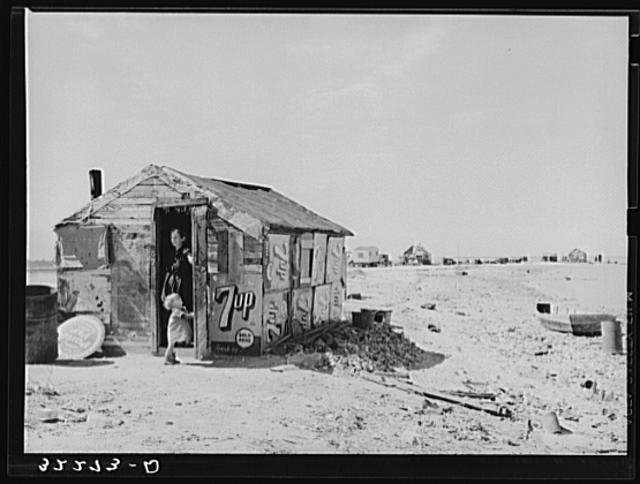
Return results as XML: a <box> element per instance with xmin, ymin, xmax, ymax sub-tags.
<box><xmin>163</xmin><ymin>293</ymin><xmax>193</xmax><ymax>365</ymax></box>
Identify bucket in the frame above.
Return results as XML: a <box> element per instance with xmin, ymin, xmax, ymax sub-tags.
<box><xmin>373</xmin><ymin>309</ymin><xmax>393</xmax><ymax>324</ymax></box>
<box><xmin>601</xmin><ymin>320</ymin><xmax>623</xmax><ymax>354</ymax></box>
<box><xmin>25</xmin><ymin>285</ymin><xmax>59</xmax><ymax>364</ymax></box>
<box><xmin>536</xmin><ymin>302</ymin><xmax>552</xmax><ymax>314</ymax></box>
<box><xmin>352</xmin><ymin>310</ymin><xmax>375</xmax><ymax>330</ymax></box>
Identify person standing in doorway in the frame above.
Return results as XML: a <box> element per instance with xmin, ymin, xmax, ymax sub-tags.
<box><xmin>161</xmin><ymin>228</ymin><xmax>194</xmax><ymax>312</ymax></box>
<box><xmin>161</xmin><ymin>228</ymin><xmax>194</xmax><ymax>360</ymax></box>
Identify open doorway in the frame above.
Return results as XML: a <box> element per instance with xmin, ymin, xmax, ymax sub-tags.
<box><xmin>156</xmin><ymin>206</ymin><xmax>194</xmax><ymax>352</ymax></box>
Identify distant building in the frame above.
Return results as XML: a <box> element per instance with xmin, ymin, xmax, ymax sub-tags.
<box><xmin>442</xmin><ymin>257</ymin><xmax>456</xmax><ymax>266</ymax></box>
<box><xmin>567</xmin><ymin>248</ymin><xmax>588</xmax><ymax>263</ymax></box>
<box><xmin>542</xmin><ymin>253</ymin><xmax>559</xmax><ymax>262</ymax></box>
<box><xmin>378</xmin><ymin>253</ymin><xmax>391</xmax><ymax>267</ymax></box>
<box><xmin>403</xmin><ymin>244</ymin><xmax>432</xmax><ymax>265</ymax></box>
<box><xmin>353</xmin><ymin>246</ymin><xmax>380</xmax><ymax>267</ymax></box>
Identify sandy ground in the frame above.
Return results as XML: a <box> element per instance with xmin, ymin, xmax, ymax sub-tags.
<box><xmin>24</xmin><ymin>263</ymin><xmax>628</xmax><ymax>454</ymax></box>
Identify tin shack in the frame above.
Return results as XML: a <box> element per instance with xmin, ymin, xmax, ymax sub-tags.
<box><xmin>54</xmin><ymin>164</ymin><xmax>354</xmax><ymax>358</ymax></box>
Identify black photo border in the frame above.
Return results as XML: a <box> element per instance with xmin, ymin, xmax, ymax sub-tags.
<box><xmin>7</xmin><ymin>1</ymin><xmax>639</xmax><ymax>480</ymax></box>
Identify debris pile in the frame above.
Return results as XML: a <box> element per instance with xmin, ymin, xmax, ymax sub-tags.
<box><xmin>268</xmin><ymin>320</ymin><xmax>443</xmax><ymax>373</ymax></box>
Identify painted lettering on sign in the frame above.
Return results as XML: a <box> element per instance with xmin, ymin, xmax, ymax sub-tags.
<box><xmin>214</xmin><ymin>285</ymin><xmax>257</xmax><ymax>331</ymax></box>
<box><xmin>265</xmin><ymin>300</ymin><xmax>286</xmax><ymax>342</ymax></box>
<box><xmin>266</xmin><ymin>242</ymin><xmax>289</xmax><ymax>282</ymax></box>
<box><xmin>296</xmin><ymin>293</ymin><xmax>311</xmax><ymax>330</ymax></box>
<box><xmin>235</xmin><ymin>328</ymin><xmax>255</xmax><ymax>348</ymax></box>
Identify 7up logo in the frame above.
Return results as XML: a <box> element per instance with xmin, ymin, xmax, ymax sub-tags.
<box><xmin>215</xmin><ymin>285</ymin><xmax>257</xmax><ymax>331</ymax></box>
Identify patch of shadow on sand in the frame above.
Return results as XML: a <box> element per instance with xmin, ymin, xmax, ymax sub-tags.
<box><xmin>185</xmin><ymin>354</ymin><xmax>288</xmax><ymax>369</ymax></box>
<box><xmin>88</xmin><ymin>346</ymin><xmax>127</xmax><ymax>358</ymax></box>
<box><xmin>412</xmin><ymin>351</ymin><xmax>447</xmax><ymax>370</ymax></box>
<box><xmin>50</xmin><ymin>359</ymin><xmax>115</xmax><ymax>367</ymax></box>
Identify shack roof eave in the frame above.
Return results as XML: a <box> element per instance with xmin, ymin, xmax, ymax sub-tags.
<box><xmin>56</xmin><ymin>164</ymin><xmax>355</xmax><ymax>238</ymax></box>
<box><xmin>267</xmin><ymin>224</ymin><xmax>354</xmax><ymax>237</ymax></box>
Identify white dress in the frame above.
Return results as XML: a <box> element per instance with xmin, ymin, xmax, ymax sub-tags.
<box><xmin>167</xmin><ymin>310</ymin><xmax>193</xmax><ymax>345</ymax></box>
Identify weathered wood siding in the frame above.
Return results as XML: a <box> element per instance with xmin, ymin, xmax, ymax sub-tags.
<box><xmin>89</xmin><ymin>176</ymin><xmax>184</xmax><ymax>222</ymax></box>
<box><xmin>299</xmin><ymin>233</ymin><xmax>314</xmax><ymax>286</ymax></box>
<box><xmin>192</xmin><ymin>206</ymin><xmax>208</xmax><ymax>359</ymax></box>
<box><xmin>110</xmin><ymin>224</ymin><xmax>154</xmax><ymax>339</ymax></box>
<box><xmin>312</xmin><ymin>283</ymin><xmax>331</xmax><ymax>328</ymax></box>
<box><xmin>325</xmin><ymin>237</ymin><xmax>344</xmax><ymax>284</ymax></box>
<box><xmin>311</xmin><ymin>233</ymin><xmax>328</xmax><ymax>287</ymax></box>
<box><xmin>329</xmin><ymin>280</ymin><xmax>344</xmax><ymax>322</ymax></box>
<box><xmin>84</xmin><ymin>175</ymin><xmax>185</xmax><ymax>340</ymax></box>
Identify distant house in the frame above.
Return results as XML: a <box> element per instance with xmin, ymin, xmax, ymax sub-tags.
<box><xmin>403</xmin><ymin>244</ymin><xmax>432</xmax><ymax>265</ymax></box>
<box><xmin>353</xmin><ymin>246</ymin><xmax>380</xmax><ymax>267</ymax></box>
<box><xmin>542</xmin><ymin>253</ymin><xmax>559</xmax><ymax>262</ymax></box>
<box><xmin>567</xmin><ymin>248</ymin><xmax>588</xmax><ymax>263</ymax></box>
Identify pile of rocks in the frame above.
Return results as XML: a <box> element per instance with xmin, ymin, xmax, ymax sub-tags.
<box><xmin>270</xmin><ymin>320</ymin><xmax>441</xmax><ymax>373</ymax></box>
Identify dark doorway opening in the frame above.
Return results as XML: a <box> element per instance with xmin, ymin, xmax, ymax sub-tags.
<box><xmin>156</xmin><ymin>206</ymin><xmax>194</xmax><ymax>350</ymax></box>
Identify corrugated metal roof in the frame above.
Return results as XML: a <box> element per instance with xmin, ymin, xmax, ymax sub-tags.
<box><xmin>173</xmin><ymin>169</ymin><xmax>354</xmax><ymax>236</ymax></box>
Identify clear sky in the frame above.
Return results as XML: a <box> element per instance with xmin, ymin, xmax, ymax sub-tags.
<box><xmin>26</xmin><ymin>12</ymin><xmax>628</xmax><ymax>261</ymax></box>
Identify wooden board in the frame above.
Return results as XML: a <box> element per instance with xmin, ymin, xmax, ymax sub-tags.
<box><xmin>123</xmin><ymin>175</ymin><xmax>183</xmax><ymax>199</ymax></box>
<box><xmin>243</xmin><ymin>235</ymin><xmax>263</xmax><ymax>266</ymax></box>
<box><xmin>325</xmin><ymin>236</ymin><xmax>344</xmax><ymax>284</ymax></box>
<box><xmin>299</xmin><ymin>233</ymin><xmax>313</xmax><ymax>286</ymax></box>
<box><xmin>191</xmin><ymin>205</ymin><xmax>208</xmax><ymax>360</ymax></box>
<box><xmin>217</xmin><ymin>230</ymin><xmax>229</xmax><ymax>274</ymax></box>
<box><xmin>262</xmin><ymin>290</ymin><xmax>289</xmax><ymax>348</ymax></box>
<box><xmin>110</xmin><ymin>225</ymin><xmax>153</xmax><ymax>335</ymax></box>
<box><xmin>312</xmin><ymin>284</ymin><xmax>331</xmax><ymax>328</ymax></box>
<box><xmin>150</xmin><ymin>212</ymin><xmax>159</xmax><ymax>351</ymax></box>
<box><xmin>290</xmin><ymin>234</ymin><xmax>301</xmax><ymax>289</ymax></box>
<box><xmin>292</xmin><ymin>287</ymin><xmax>313</xmax><ymax>331</ymax></box>
<box><xmin>97</xmin><ymin>205</ymin><xmax>153</xmax><ymax>221</ymax></box>
<box><xmin>264</xmin><ymin>234</ymin><xmax>291</xmax><ymax>293</ymax></box>
<box><xmin>311</xmin><ymin>233</ymin><xmax>328</xmax><ymax>286</ymax></box>
<box><xmin>228</xmin><ymin>229</ymin><xmax>244</xmax><ymax>284</ymax></box>
<box><xmin>329</xmin><ymin>280</ymin><xmax>344</xmax><ymax>322</ymax></box>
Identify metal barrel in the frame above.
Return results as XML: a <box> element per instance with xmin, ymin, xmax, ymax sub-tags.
<box><xmin>352</xmin><ymin>310</ymin><xmax>375</xmax><ymax>329</ymax></box>
<box><xmin>374</xmin><ymin>309</ymin><xmax>393</xmax><ymax>324</ymax></box>
<box><xmin>25</xmin><ymin>285</ymin><xmax>59</xmax><ymax>364</ymax></box>
<box><xmin>601</xmin><ymin>319</ymin><xmax>623</xmax><ymax>354</ymax></box>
